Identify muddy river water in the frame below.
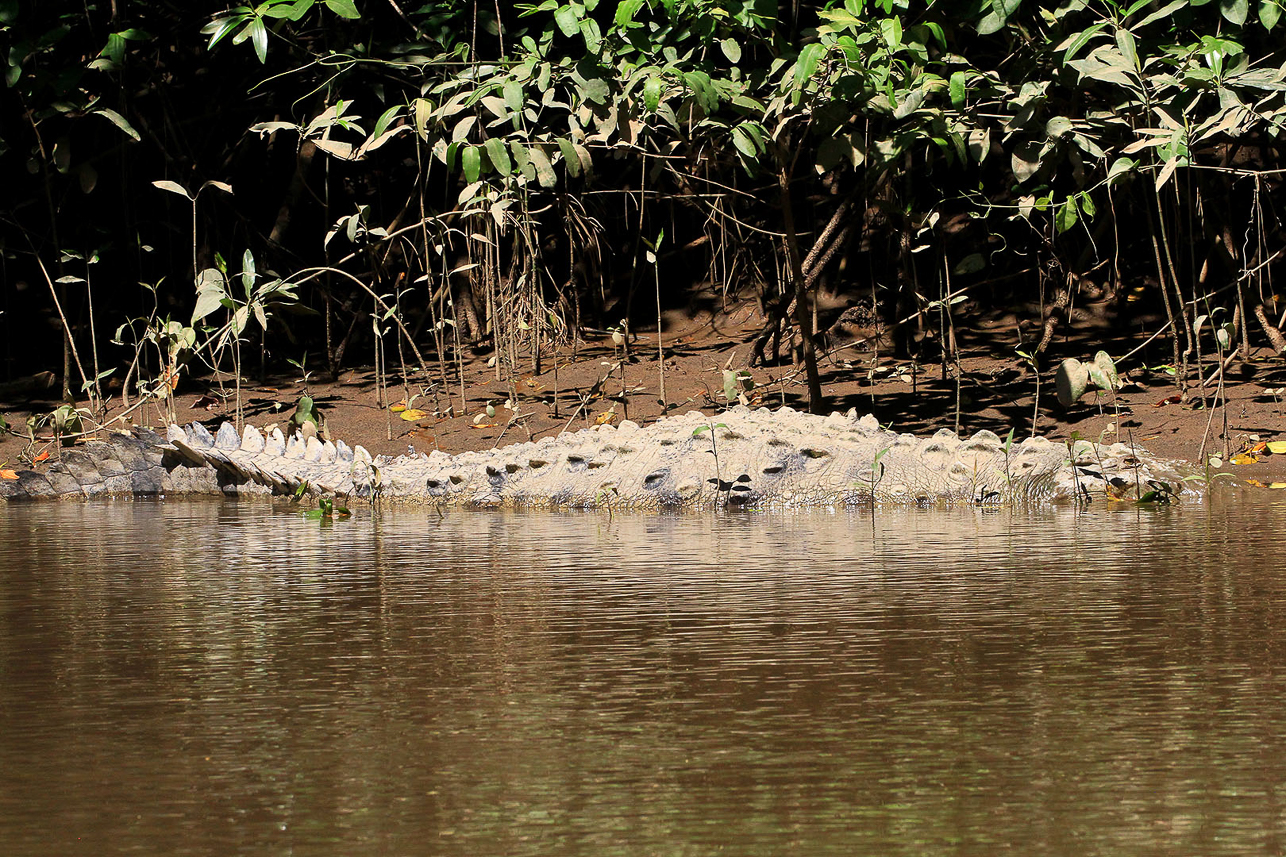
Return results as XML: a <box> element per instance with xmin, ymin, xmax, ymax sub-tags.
<box><xmin>2</xmin><ymin>496</ymin><xmax>1285</xmax><ymax>855</ymax></box>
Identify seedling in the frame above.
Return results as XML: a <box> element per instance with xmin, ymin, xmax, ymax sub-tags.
<box><xmin>1056</xmin><ymin>351</ymin><xmax>1121</xmax><ymax>407</ymax></box>
<box><xmin>303</xmin><ymin>496</ymin><xmax>351</xmax><ymax>522</ymax></box>
<box><xmin>693</xmin><ymin>421</ymin><xmax>728</xmax><ymax>505</ymax></box>
<box><xmin>290</xmin><ymin>394</ymin><xmax>324</xmax><ymax>436</ymax></box>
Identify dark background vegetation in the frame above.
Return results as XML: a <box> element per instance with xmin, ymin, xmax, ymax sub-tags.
<box><xmin>1</xmin><ymin>0</ymin><xmax>1283</xmax><ymax>416</ymax></box>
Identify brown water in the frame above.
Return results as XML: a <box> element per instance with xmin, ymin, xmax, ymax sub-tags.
<box><xmin>1</xmin><ymin>498</ymin><xmax>1284</xmax><ymax>856</ymax></box>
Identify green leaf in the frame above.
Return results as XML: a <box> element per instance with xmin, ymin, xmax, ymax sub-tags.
<box><xmin>322</xmin><ymin>0</ymin><xmax>360</xmax><ymax>19</ymax></box>
<box><xmin>977</xmin><ymin>0</ymin><xmax>1022</xmax><ymax>35</ymax></box>
<box><xmin>264</xmin><ymin>0</ymin><xmax>314</xmax><ymax>20</ymax></box>
<box><xmin>1221</xmin><ymin>0</ymin><xmax>1250</xmax><ymax>24</ymax></box>
<box><xmin>949</xmin><ymin>70</ymin><xmax>967</xmax><ymax>107</ymax></box>
<box><xmin>1079</xmin><ymin>191</ymin><xmax>1097</xmax><ymax>219</ymax></box>
<box><xmin>462</xmin><ymin>145</ymin><xmax>481</xmax><ymax>183</ymax></box>
<box><xmin>684</xmin><ymin>70</ymin><xmax>718</xmax><ymax>112</ymax></box>
<box><xmin>580</xmin><ymin>18</ymin><xmax>602</xmax><ymax>53</ymax></box>
<box><xmin>557</xmin><ymin>138</ymin><xmax>580</xmax><ymax>178</ymax></box>
<box><xmin>511</xmin><ymin>141</ymin><xmax>531</xmax><ymax>178</ymax></box>
<box><xmin>732</xmin><ymin>124</ymin><xmax>762</xmax><ymax>159</ymax></box>
<box><xmin>528</xmin><ymin>145</ymin><xmax>558</xmax><ymax>188</ymax></box>
<box><xmin>554</xmin><ymin>5</ymin><xmax>579</xmax><ymax>37</ymax></box>
<box><xmin>1107</xmin><ymin>156</ymin><xmax>1136</xmax><ymax>184</ymax></box>
<box><xmin>722</xmin><ymin>38</ymin><xmax>742</xmax><ymax>64</ymax></box>
<box><xmin>581</xmin><ymin>77</ymin><xmax>611</xmax><ymax>104</ymax></box>
<box><xmin>94</xmin><ymin>108</ymin><xmax>140</xmax><ymax>142</ymax></box>
<box><xmin>1045</xmin><ymin>116</ymin><xmax>1073</xmax><ymax>138</ymax></box>
<box><xmin>503</xmin><ymin>81</ymin><xmax>524</xmax><ymax>116</ymax></box>
<box><xmin>247</xmin><ymin>17</ymin><xmax>267</xmax><ymax>63</ymax></box>
<box><xmin>793</xmin><ymin>43</ymin><xmax>825</xmax><ymax>90</ymax></box>
<box><xmin>1115</xmin><ymin>29</ymin><xmax>1138</xmax><ymax>70</ymax></box>
<box><xmin>192</xmin><ymin>290</ymin><xmax>225</xmax><ymax>324</ymax></box>
<box><xmin>1261</xmin><ymin>0</ymin><xmax>1283</xmax><ymax>28</ymax></box>
<box><xmin>614</xmin><ymin>0</ymin><xmax>644</xmax><ymax>26</ymax></box>
<box><xmin>485</xmin><ymin>138</ymin><xmax>511</xmax><ymax>175</ymax></box>
<box><xmin>1133</xmin><ymin>0</ymin><xmax>1188</xmax><ymax>29</ymax></box>
<box><xmin>1055</xmin><ymin>196</ymin><xmax>1079</xmax><ymax>234</ymax></box>
<box><xmin>643</xmin><ymin>76</ymin><xmax>664</xmax><ymax>112</ymax></box>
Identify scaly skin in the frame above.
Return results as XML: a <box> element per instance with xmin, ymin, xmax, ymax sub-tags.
<box><xmin>0</xmin><ymin>406</ymin><xmax>1201</xmax><ymax>507</ymax></box>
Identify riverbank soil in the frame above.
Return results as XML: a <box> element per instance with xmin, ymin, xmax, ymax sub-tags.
<box><xmin>4</xmin><ymin>292</ymin><xmax>1286</xmax><ymax>488</ymax></box>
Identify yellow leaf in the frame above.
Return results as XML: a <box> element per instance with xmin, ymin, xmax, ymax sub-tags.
<box><xmin>1230</xmin><ymin>452</ymin><xmax>1260</xmax><ymax>465</ymax></box>
<box><xmin>1272</xmin><ymin>483</ymin><xmax>1286</xmax><ymax>490</ymax></box>
<box><xmin>595</xmin><ymin>410</ymin><xmax>617</xmax><ymax>425</ymax></box>
<box><xmin>468</xmin><ymin>422</ymin><xmax>496</xmax><ymax>429</ymax></box>
<box><xmin>399</xmin><ymin>408</ymin><xmax>428</xmax><ymax>421</ymax></box>
<box><xmin>1267</xmin><ymin>441</ymin><xmax>1286</xmax><ymax>455</ymax></box>
<box><xmin>390</xmin><ymin>402</ymin><xmax>407</xmax><ymax>413</ymax></box>
<box><xmin>0</xmin><ymin>469</ymin><xmax>16</xmax><ymax>480</ymax></box>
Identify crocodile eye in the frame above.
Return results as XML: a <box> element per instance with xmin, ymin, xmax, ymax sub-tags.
<box><xmin>644</xmin><ymin>470</ymin><xmax>668</xmax><ymax>489</ymax></box>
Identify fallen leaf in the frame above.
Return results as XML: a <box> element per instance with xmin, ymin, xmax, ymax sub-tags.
<box><xmin>1153</xmin><ymin>395</ymin><xmax>1182</xmax><ymax>407</ymax></box>
<box><xmin>33</xmin><ymin>450</ymin><xmax>50</xmax><ymax>463</ymax></box>
<box><xmin>192</xmin><ymin>394</ymin><xmax>220</xmax><ymax>409</ymax></box>
<box><xmin>1247</xmin><ymin>479</ymin><xmax>1286</xmax><ymax>489</ymax></box>
<box><xmin>1248</xmin><ymin>441</ymin><xmax>1268</xmax><ymax>454</ymax></box>
<box><xmin>0</xmin><ymin>469</ymin><xmax>16</xmax><ymax>480</ymax></box>
<box><xmin>390</xmin><ymin>402</ymin><xmax>408</xmax><ymax>413</ymax></box>
<box><xmin>1267</xmin><ymin>441</ymin><xmax>1286</xmax><ymax>455</ymax></box>
<box><xmin>595</xmin><ymin>410</ymin><xmax>617</xmax><ymax>425</ymax></box>
<box><xmin>468</xmin><ymin>422</ymin><xmax>496</xmax><ymax>429</ymax></box>
<box><xmin>399</xmin><ymin>408</ymin><xmax>428</xmax><ymax>421</ymax></box>
<box><xmin>1230</xmin><ymin>452</ymin><xmax>1260</xmax><ymax>465</ymax></box>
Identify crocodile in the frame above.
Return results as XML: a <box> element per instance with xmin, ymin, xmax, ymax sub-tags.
<box><xmin>0</xmin><ymin>406</ymin><xmax>1200</xmax><ymax>508</ymax></box>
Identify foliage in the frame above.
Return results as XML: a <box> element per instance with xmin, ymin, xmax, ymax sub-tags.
<box><xmin>0</xmin><ymin>0</ymin><xmax>1283</xmax><ymax>416</ymax></box>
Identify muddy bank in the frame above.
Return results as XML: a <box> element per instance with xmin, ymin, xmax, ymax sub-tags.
<box><xmin>4</xmin><ymin>300</ymin><xmax>1286</xmax><ymax>488</ymax></box>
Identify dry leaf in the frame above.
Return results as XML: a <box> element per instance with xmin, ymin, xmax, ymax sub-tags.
<box><xmin>1247</xmin><ymin>479</ymin><xmax>1286</xmax><ymax>489</ymax></box>
<box><xmin>32</xmin><ymin>450</ymin><xmax>50</xmax><ymax>463</ymax></box>
<box><xmin>595</xmin><ymin>410</ymin><xmax>617</xmax><ymax>425</ymax></box>
<box><xmin>1267</xmin><ymin>441</ymin><xmax>1286</xmax><ymax>455</ymax></box>
<box><xmin>1230</xmin><ymin>452</ymin><xmax>1260</xmax><ymax>465</ymax></box>
<box><xmin>468</xmin><ymin>422</ymin><xmax>496</xmax><ymax>429</ymax></box>
<box><xmin>1153</xmin><ymin>395</ymin><xmax>1182</xmax><ymax>407</ymax></box>
<box><xmin>400</xmin><ymin>408</ymin><xmax>428</xmax><ymax>421</ymax></box>
<box><xmin>390</xmin><ymin>402</ymin><xmax>408</xmax><ymax>413</ymax></box>
<box><xmin>0</xmin><ymin>469</ymin><xmax>17</xmax><ymax>480</ymax></box>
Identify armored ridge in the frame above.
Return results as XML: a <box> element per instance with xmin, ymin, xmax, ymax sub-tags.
<box><xmin>0</xmin><ymin>406</ymin><xmax>1200</xmax><ymax>508</ymax></box>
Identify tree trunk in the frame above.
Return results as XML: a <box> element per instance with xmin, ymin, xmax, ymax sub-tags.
<box><xmin>778</xmin><ymin>168</ymin><xmax>824</xmax><ymax>413</ymax></box>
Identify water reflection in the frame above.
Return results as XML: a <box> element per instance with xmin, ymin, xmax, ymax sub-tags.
<box><xmin>1</xmin><ymin>498</ymin><xmax>1284</xmax><ymax>855</ymax></box>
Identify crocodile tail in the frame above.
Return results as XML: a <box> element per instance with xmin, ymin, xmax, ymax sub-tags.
<box><xmin>0</xmin><ymin>426</ymin><xmax>230</xmax><ymax>501</ymax></box>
